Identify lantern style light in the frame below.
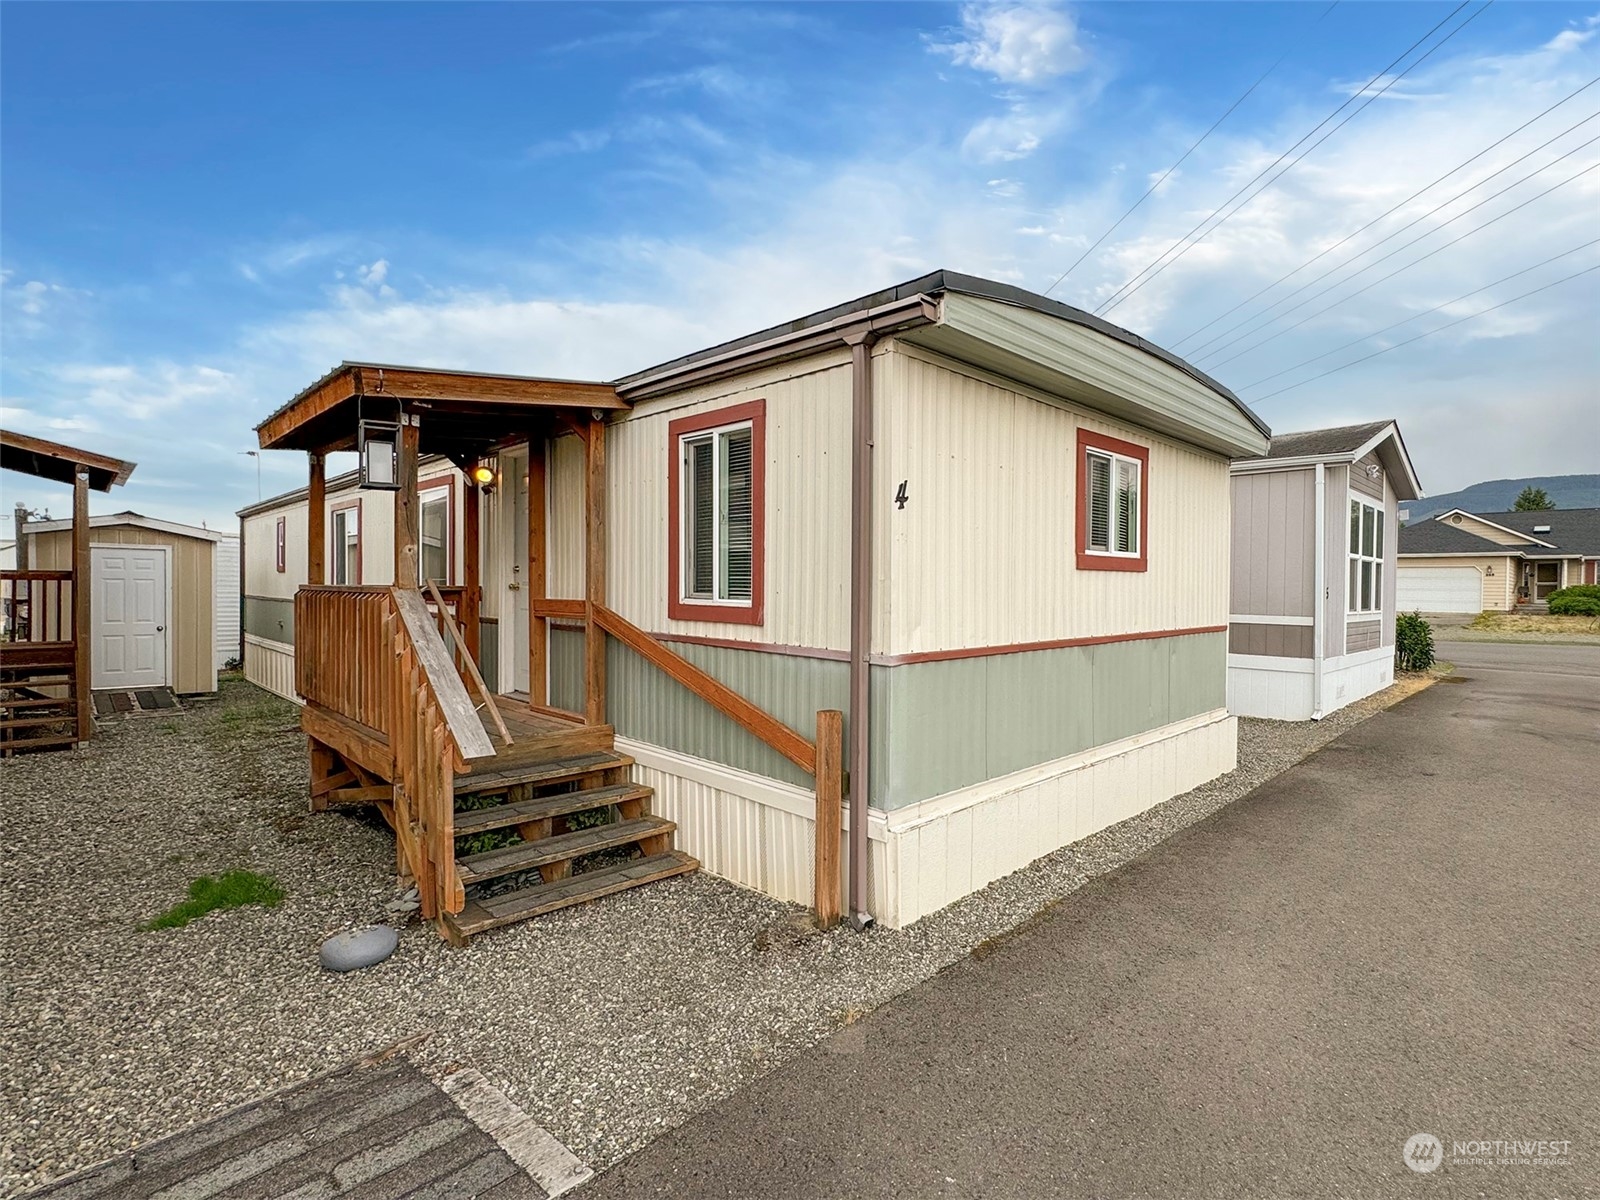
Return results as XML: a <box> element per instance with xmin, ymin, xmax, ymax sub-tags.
<box><xmin>358</xmin><ymin>419</ymin><xmax>400</xmax><ymax>490</ymax></box>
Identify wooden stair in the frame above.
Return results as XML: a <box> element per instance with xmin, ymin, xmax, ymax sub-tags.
<box><xmin>441</xmin><ymin>742</ymin><xmax>698</xmax><ymax>943</ymax></box>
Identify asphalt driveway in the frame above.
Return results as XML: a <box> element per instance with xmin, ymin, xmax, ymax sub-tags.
<box><xmin>584</xmin><ymin>644</ymin><xmax>1600</xmax><ymax>1198</ymax></box>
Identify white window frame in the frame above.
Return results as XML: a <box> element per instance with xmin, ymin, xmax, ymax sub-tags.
<box><xmin>330</xmin><ymin>504</ymin><xmax>360</xmax><ymax>586</ymax></box>
<box><xmin>418</xmin><ymin>484</ymin><xmax>451</xmax><ymax>586</ymax></box>
<box><xmin>678</xmin><ymin>418</ymin><xmax>755</xmax><ymax>607</ymax></box>
<box><xmin>1084</xmin><ymin>448</ymin><xmax>1142</xmax><ymax>558</ymax></box>
<box><xmin>1348</xmin><ymin>495</ymin><xmax>1384</xmax><ymax>617</ymax></box>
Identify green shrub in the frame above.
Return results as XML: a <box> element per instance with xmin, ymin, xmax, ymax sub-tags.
<box><xmin>1548</xmin><ymin>585</ymin><xmax>1600</xmax><ymax>616</ymax></box>
<box><xmin>1395</xmin><ymin>611</ymin><xmax>1436</xmax><ymax>672</ymax></box>
<box><xmin>142</xmin><ymin>870</ymin><xmax>284</xmax><ymax>930</ymax></box>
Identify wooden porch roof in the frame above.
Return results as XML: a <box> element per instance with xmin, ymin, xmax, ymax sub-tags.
<box><xmin>255</xmin><ymin>362</ymin><xmax>626</xmax><ymax>455</ymax></box>
<box><xmin>0</xmin><ymin>429</ymin><xmax>136</xmax><ymax>492</ymax></box>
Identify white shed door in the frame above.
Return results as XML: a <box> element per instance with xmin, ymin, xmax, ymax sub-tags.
<box><xmin>1396</xmin><ymin>566</ymin><xmax>1479</xmax><ymax>614</ymax></box>
<box><xmin>93</xmin><ymin>547</ymin><xmax>168</xmax><ymax>688</ymax></box>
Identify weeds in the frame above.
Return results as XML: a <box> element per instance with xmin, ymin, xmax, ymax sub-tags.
<box><xmin>141</xmin><ymin>870</ymin><xmax>284</xmax><ymax>931</ymax></box>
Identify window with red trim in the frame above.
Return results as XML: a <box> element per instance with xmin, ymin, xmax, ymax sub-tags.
<box><xmin>275</xmin><ymin>516</ymin><xmax>287</xmax><ymax>573</ymax></box>
<box><xmin>1075</xmin><ymin>429</ymin><xmax>1149</xmax><ymax>572</ymax></box>
<box><xmin>667</xmin><ymin>399</ymin><xmax>765</xmax><ymax>625</ymax></box>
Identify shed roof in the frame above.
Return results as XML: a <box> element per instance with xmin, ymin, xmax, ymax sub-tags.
<box><xmin>1233</xmin><ymin>419</ymin><xmax>1421</xmax><ymax>500</ymax></box>
<box><xmin>23</xmin><ymin>510</ymin><xmax>230</xmax><ymax>543</ymax></box>
<box><xmin>0</xmin><ymin>429</ymin><xmax>136</xmax><ymax>492</ymax></box>
<box><xmin>1258</xmin><ymin>421</ymin><xmax>1393</xmax><ymax>460</ymax></box>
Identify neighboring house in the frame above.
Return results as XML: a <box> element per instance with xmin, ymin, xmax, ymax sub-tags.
<box><xmin>242</xmin><ymin>270</ymin><xmax>1270</xmax><ymax>935</ymax></box>
<box><xmin>23</xmin><ymin>511</ymin><xmax>241</xmax><ymax>694</ymax></box>
<box><xmin>1227</xmin><ymin>421</ymin><xmax>1421</xmax><ymax>722</ymax></box>
<box><xmin>1397</xmin><ymin>507</ymin><xmax>1600</xmax><ymax>612</ymax></box>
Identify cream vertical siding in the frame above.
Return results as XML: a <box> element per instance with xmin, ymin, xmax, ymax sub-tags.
<box><xmin>550</xmin><ymin>348</ymin><xmax>854</xmax><ymax>651</ymax></box>
<box><xmin>32</xmin><ymin>525</ymin><xmax>217</xmax><ymax>694</ymax></box>
<box><xmin>874</xmin><ymin>342</ymin><xmax>1230</xmax><ymax>656</ymax></box>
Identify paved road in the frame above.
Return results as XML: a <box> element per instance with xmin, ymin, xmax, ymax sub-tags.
<box><xmin>585</xmin><ymin>644</ymin><xmax>1599</xmax><ymax>1198</ymax></box>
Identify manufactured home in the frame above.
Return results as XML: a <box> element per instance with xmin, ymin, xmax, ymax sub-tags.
<box><xmin>244</xmin><ymin>271</ymin><xmax>1269</xmax><ymax>940</ymax></box>
<box><xmin>1227</xmin><ymin>421</ymin><xmax>1421</xmax><ymax>722</ymax></box>
<box><xmin>1397</xmin><ymin>507</ymin><xmax>1600</xmax><ymax>611</ymax></box>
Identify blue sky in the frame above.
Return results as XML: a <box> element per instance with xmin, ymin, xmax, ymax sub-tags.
<box><xmin>3</xmin><ymin>1</ymin><xmax>1597</xmax><ymax>527</ymax></box>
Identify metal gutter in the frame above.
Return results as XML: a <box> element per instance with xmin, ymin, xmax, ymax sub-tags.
<box><xmin>1311</xmin><ymin>463</ymin><xmax>1326</xmax><ymax>721</ymax></box>
<box><xmin>846</xmin><ymin>332</ymin><xmax>876</xmax><ymax>931</ymax></box>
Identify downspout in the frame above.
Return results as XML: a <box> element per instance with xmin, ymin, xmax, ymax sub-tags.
<box><xmin>846</xmin><ymin>330</ymin><xmax>877</xmax><ymax>930</ymax></box>
<box><xmin>1311</xmin><ymin>462</ymin><xmax>1326</xmax><ymax>720</ymax></box>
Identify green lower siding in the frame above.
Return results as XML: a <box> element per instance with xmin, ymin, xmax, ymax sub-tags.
<box><xmin>550</xmin><ymin>628</ymin><xmax>1225</xmax><ymax>811</ymax></box>
<box><xmin>243</xmin><ymin>595</ymin><xmax>295</xmax><ymax>643</ymax></box>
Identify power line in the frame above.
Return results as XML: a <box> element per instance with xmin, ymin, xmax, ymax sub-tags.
<box><xmin>1171</xmin><ymin>74</ymin><xmax>1600</xmax><ymax>349</ymax></box>
<box><xmin>1187</xmin><ymin>116</ymin><xmax>1600</xmax><ymax>361</ymax></box>
<box><xmin>1247</xmin><ymin>262</ymin><xmax>1599</xmax><ymax>402</ymax></box>
<box><xmin>1041</xmin><ymin>1</ymin><xmax>1342</xmax><ymax>298</ymax></box>
<box><xmin>1201</xmin><ymin>151</ymin><xmax>1600</xmax><ymax>369</ymax></box>
<box><xmin>1237</xmin><ymin>238</ymin><xmax>1600</xmax><ymax>390</ymax></box>
<box><xmin>1093</xmin><ymin>1</ymin><xmax>1486</xmax><ymax>318</ymax></box>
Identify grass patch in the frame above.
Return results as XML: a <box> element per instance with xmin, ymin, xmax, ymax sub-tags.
<box><xmin>141</xmin><ymin>869</ymin><xmax>285</xmax><ymax>930</ymax></box>
<box><xmin>1467</xmin><ymin>611</ymin><xmax>1600</xmax><ymax>637</ymax></box>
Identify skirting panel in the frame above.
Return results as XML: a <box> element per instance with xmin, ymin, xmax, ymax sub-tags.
<box><xmin>1227</xmin><ymin>655</ymin><xmax>1314</xmax><ymax>721</ymax></box>
<box><xmin>244</xmin><ymin>634</ymin><xmax>299</xmax><ymax>704</ymax></box>
<box><xmin>1322</xmin><ymin>646</ymin><xmax>1393</xmax><ymax>716</ymax></box>
<box><xmin>615</xmin><ymin>737</ymin><xmax>890</xmax><ymax>918</ymax></box>
<box><xmin>620</xmin><ymin>710</ymin><xmax>1235</xmax><ymax>930</ymax></box>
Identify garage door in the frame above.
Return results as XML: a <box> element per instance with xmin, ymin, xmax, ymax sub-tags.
<box><xmin>1396</xmin><ymin>566</ymin><xmax>1480</xmax><ymax>614</ymax></box>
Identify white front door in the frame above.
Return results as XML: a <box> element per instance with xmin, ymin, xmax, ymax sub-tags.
<box><xmin>511</xmin><ymin>457</ymin><xmax>530</xmax><ymax>693</ymax></box>
<box><xmin>92</xmin><ymin>547</ymin><xmax>168</xmax><ymax>688</ymax></box>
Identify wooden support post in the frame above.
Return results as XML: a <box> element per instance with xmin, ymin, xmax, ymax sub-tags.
<box><xmin>528</xmin><ymin>435</ymin><xmax>548</xmax><ymax>708</ymax></box>
<box><xmin>462</xmin><ymin>472</ymin><xmax>481</xmax><ymax>665</ymax></box>
<box><xmin>72</xmin><ymin>469</ymin><xmax>91</xmax><ymax>744</ymax></box>
<box><xmin>813</xmin><ymin>709</ymin><xmax>843</xmax><ymax>930</ymax></box>
<box><xmin>394</xmin><ymin>416</ymin><xmax>421</xmax><ymax>588</ymax></box>
<box><xmin>307</xmin><ymin>451</ymin><xmax>326</xmax><ymax>586</ymax></box>
<box><xmin>583</xmin><ymin>417</ymin><xmax>606</xmax><ymax>725</ymax></box>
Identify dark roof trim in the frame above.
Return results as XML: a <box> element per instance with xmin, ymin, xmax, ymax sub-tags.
<box><xmin>616</xmin><ymin>269</ymin><xmax>1269</xmax><ymax>438</ymax></box>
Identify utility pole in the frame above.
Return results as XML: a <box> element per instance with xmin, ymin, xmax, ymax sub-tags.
<box><xmin>12</xmin><ymin>502</ymin><xmax>28</xmax><ymax>571</ymax></box>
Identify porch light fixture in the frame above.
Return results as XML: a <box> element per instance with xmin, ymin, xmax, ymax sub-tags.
<box><xmin>358</xmin><ymin>419</ymin><xmax>400</xmax><ymax>491</ymax></box>
<box><xmin>471</xmin><ymin>463</ymin><xmax>495</xmax><ymax>486</ymax></box>
<box><xmin>1486</xmin><ymin>566</ymin><xmax>1495</xmax><ymax>576</ymax></box>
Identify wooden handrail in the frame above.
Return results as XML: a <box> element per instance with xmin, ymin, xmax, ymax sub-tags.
<box><xmin>592</xmin><ymin>603</ymin><xmax>816</xmax><ymax>775</ymax></box>
<box><xmin>426</xmin><ymin>579</ymin><xmax>512</xmax><ymax>747</ymax></box>
<box><xmin>1</xmin><ymin>570</ymin><xmax>73</xmax><ymax>581</ymax></box>
<box><xmin>532</xmin><ymin>597</ymin><xmax>585</xmax><ymax>620</ymax></box>
<box><xmin>391</xmin><ymin>589</ymin><xmax>495</xmax><ymax>765</ymax></box>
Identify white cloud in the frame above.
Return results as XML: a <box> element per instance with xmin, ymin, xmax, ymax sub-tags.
<box><xmin>358</xmin><ymin>259</ymin><xmax>388</xmax><ymax>287</ymax></box>
<box><xmin>931</xmin><ymin>2</ymin><xmax>1088</xmax><ymax>85</ymax></box>
<box><xmin>962</xmin><ymin>102</ymin><xmax>1064</xmax><ymax>162</ymax></box>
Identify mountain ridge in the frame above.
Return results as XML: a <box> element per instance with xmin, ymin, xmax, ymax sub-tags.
<box><xmin>1406</xmin><ymin>474</ymin><xmax>1600</xmax><ymax>522</ymax></box>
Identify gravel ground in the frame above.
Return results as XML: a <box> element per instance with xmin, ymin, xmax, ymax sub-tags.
<box><xmin>0</xmin><ymin>674</ymin><xmax>1434</xmax><ymax>1195</ymax></box>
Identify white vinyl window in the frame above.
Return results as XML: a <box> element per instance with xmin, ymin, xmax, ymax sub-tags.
<box><xmin>1085</xmin><ymin>449</ymin><xmax>1141</xmax><ymax>557</ymax></box>
<box><xmin>419</xmin><ymin>488</ymin><xmax>450</xmax><ymax>585</ymax></box>
<box><xmin>331</xmin><ymin>506</ymin><xmax>359</xmax><ymax>585</ymax></box>
<box><xmin>680</xmin><ymin>421</ymin><xmax>754</xmax><ymax>604</ymax></box>
<box><xmin>1348</xmin><ymin>497</ymin><xmax>1384</xmax><ymax>615</ymax></box>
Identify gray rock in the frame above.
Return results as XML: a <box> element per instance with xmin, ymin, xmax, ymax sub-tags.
<box><xmin>319</xmin><ymin>926</ymin><xmax>399</xmax><ymax>972</ymax></box>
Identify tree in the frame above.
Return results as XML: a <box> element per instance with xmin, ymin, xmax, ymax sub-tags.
<box><xmin>1513</xmin><ymin>486</ymin><xmax>1555</xmax><ymax>511</ymax></box>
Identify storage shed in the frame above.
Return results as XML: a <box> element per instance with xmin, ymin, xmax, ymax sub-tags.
<box><xmin>24</xmin><ymin>511</ymin><xmax>240</xmax><ymax>695</ymax></box>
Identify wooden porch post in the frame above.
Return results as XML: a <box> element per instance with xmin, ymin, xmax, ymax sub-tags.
<box><xmin>73</xmin><ymin>468</ymin><xmax>91</xmax><ymax>744</ymax></box>
<box><xmin>528</xmin><ymin>435</ymin><xmax>548</xmax><ymax>708</ymax></box>
<box><xmin>307</xmin><ymin>451</ymin><xmax>326</xmax><ymax>585</ymax></box>
<box><xmin>583</xmin><ymin>416</ymin><xmax>606</xmax><ymax>725</ymax></box>
<box><xmin>394</xmin><ymin>416</ymin><xmax>420</xmax><ymax>588</ymax></box>
<box><xmin>462</xmin><ymin>473</ymin><xmax>481</xmax><ymax>665</ymax></box>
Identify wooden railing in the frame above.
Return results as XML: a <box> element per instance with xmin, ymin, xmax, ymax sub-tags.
<box><xmin>296</xmin><ymin>584</ymin><xmax>494</xmax><ymax>921</ymax></box>
<box><xmin>591</xmin><ymin>603</ymin><xmax>845</xmax><ymax>928</ymax></box>
<box><xmin>1</xmin><ymin>571</ymin><xmax>74</xmax><ymax>644</ymax></box>
<box><xmin>296</xmin><ymin>585</ymin><xmax>393</xmax><ymax>731</ymax></box>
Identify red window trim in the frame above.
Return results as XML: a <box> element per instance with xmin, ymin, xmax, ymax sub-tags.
<box><xmin>666</xmin><ymin>399</ymin><xmax>766</xmax><ymax>625</ymax></box>
<box><xmin>1075</xmin><ymin>428</ymin><xmax>1150</xmax><ymax>573</ymax></box>
<box><xmin>329</xmin><ymin>498</ymin><xmax>362</xmax><ymax>585</ymax></box>
<box><xmin>275</xmin><ymin>516</ymin><xmax>286</xmax><ymax>573</ymax></box>
<box><xmin>418</xmin><ymin>474</ymin><xmax>456</xmax><ymax>586</ymax></box>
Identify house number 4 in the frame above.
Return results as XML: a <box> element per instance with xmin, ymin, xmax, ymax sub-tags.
<box><xmin>895</xmin><ymin>481</ymin><xmax>909</xmax><ymax>509</ymax></box>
